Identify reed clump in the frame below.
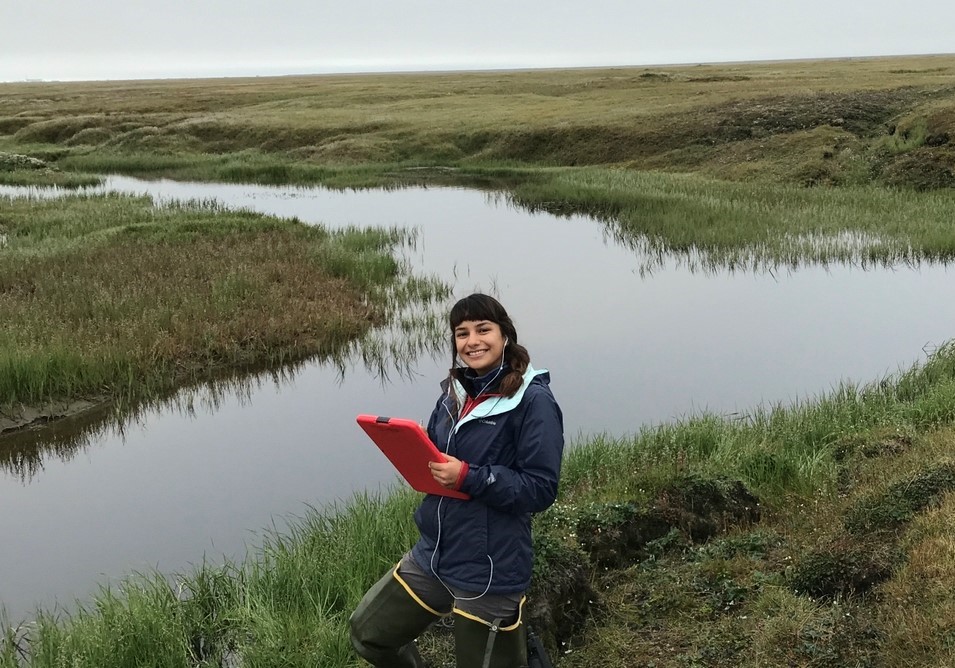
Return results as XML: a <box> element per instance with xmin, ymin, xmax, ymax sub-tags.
<box><xmin>0</xmin><ymin>151</ymin><xmax>100</xmax><ymax>187</ymax></box>
<box><xmin>506</xmin><ymin>167</ymin><xmax>955</xmax><ymax>270</ymax></box>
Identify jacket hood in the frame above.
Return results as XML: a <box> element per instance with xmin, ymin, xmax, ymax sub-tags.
<box><xmin>445</xmin><ymin>365</ymin><xmax>550</xmax><ymax>430</ymax></box>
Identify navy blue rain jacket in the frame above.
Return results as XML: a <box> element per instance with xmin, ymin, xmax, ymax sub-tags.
<box><xmin>410</xmin><ymin>365</ymin><xmax>564</xmax><ymax>594</ymax></box>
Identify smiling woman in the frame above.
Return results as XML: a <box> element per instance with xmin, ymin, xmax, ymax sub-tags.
<box><xmin>350</xmin><ymin>293</ymin><xmax>563</xmax><ymax>668</ymax></box>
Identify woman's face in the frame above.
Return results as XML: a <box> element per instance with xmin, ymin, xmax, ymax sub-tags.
<box><xmin>454</xmin><ymin>320</ymin><xmax>505</xmax><ymax>375</ymax></box>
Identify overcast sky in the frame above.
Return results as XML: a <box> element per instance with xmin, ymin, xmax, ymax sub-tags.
<box><xmin>2</xmin><ymin>0</ymin><xmax>954</xmax><ymax>82</ymax></box>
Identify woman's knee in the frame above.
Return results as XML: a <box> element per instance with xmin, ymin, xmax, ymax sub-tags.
<box><xmin>349</xmin><ymin>566</ymin><xmax>443</xmax><ymax>658</ymax></box>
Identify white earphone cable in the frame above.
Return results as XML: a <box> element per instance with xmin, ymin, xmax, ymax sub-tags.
<box><xmin>429</xmin><ymin>337</ymin><xmax>509</xmax><ymax>601</ymax></box>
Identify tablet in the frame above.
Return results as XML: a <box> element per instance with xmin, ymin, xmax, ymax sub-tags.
<box><xmin>356</xmin><ymin>415</ymin><xmax>470</xmax><ymax>500</ymax></box>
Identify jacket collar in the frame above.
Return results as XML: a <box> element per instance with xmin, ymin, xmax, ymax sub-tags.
<box><xmin>450</xmin><ymin>364</ymin><xmax>508</xmax><ymax>399</ymax></box>
<box><xmin>445</xmin><ymin>365</ymin><xmax>549</xmax><ymax>432</ymax></box>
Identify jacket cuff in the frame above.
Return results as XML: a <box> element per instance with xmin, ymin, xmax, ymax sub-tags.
<box><xmin>453</xmin><ymin>461</ymin><xmax>470</xmax><ymax>491</ymax></box>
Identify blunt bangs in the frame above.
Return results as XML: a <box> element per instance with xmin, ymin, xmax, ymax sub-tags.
<box><xmin>449</xmin><ymin>293</ymin><xmax>508</xmax><ymax>330</ymax></box>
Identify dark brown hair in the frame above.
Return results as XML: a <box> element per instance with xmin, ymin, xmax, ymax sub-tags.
<box><xmin>448</xmin><ymin>294</ymin><xmax>530</xmax><ymax>406</ymax></box>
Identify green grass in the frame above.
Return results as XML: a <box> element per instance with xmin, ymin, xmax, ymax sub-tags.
<box><xmin>0</xmin><ymin>489</ymin><xmax>422</xmax><ymax>668</ymax></box>
<box><xmin>0</xmin><ymin>192</ymin><xmax>449</xmax><ymax>414</ymax></box>
<box><xmin>507</xmin><ymin>167</ymin><xmax>955</xmax><ymax>269</ymax></box>
<box><xmin>559</xmin><ymin>342</ymin><xmax>955</xmax><ymax>502</ymax></box>
<box><xmin>0</xmin><ymin>151</ymin><xmax>101</xmax><ymax>187</ymax></box>
<box><xmin>0</xmin><ymin>170</ymin><xmax>101</xmax><ymax>188</ymax></box>
<box><xmin>2</xmin><ymin>56</ymin><xmax>953</xmax><ymax>179</ymax></box>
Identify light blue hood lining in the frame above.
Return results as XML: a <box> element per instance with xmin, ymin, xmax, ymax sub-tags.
<box><xmin>450</xmin><ymin>365</ymin><xmax>548</xmax><ymax>434</ymax></box>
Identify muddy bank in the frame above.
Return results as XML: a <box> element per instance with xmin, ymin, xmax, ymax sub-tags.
<box><xmin>0</xmin><ymin>398</ymin><xmax>107</xmax><ymax>435</ymax></box>
<box><xmin>1</xmin><ymin>398</ymin><xmax>116</xmax><ymax>480</ymax></box>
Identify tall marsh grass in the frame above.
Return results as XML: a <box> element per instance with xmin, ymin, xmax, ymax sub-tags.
<box><xmin>0</xmin><ymin>489</ymin><xmax>420</xmax><ymax>668</ymax></box>
<box><xmin>0</xmin><ymin>170</ymin><xmax>101</xmax><ymax>188</ymax></box>
<box><xmin>560</xmin><ymin>341</ymin><xmax>955</xmax><ymax>502</ymax></box>
<box><xmin>508</xmin><ymin>168</ymin><xmax>955</xmax><ymax>271</ymax></box>
<box><xmin>0</xmin><ymin>192</ymin><xmax>448</xmax><ymax>413</ymax></box>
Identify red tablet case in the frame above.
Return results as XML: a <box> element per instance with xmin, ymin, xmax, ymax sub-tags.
<box><xmin>356</xmin><ymin>415</ymin><xmax>470</xmax><ymax>500</ymax></box>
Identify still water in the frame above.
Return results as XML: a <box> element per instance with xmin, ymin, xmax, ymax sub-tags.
<box><xmin>2</xmin><ymin>176</ymin><xmax>954</xmax><ymax>622</ymax></box>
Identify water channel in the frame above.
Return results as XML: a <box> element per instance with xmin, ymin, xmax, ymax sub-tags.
<box><xmin>2</xmin><ymin>176</ymin><xmax>955</xmax><ymax>623</ymax></box>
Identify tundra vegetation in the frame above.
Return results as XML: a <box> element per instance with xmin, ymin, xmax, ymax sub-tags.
<box><xmin>3</xmin><ymin>54</ymin><xmax>955</xmax><ymax>666</ymax></box>
<box><xmin>0</xmin><ymin>192</ymin><xmax>449</xmax><ymax>433</ymax></box>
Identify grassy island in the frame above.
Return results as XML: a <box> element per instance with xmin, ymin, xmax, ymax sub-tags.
<box><xmin>0</xmin><ymin>192</ymin><xmax>447</xmax><ymax>436</ymax></box>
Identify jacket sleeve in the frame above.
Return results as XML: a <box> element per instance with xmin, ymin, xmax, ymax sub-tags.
<box><xmin>460</xmin><ymin>387</ymin><xmax>564</xmax><ymax>514</ymax></box>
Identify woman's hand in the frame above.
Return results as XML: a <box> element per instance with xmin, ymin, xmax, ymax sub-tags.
<box><xmin>429</xmin><ymin>456</ymin><xmax>463</xmax><ymax>489</ymax></box>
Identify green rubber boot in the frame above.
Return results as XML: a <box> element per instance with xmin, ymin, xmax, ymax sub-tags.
<box><xmin>350</xmin><ymin>568</ymin><xmax>441</xmax><ymax>667</ymax></box>
<box><xmin>454</xmin><ymin>614</ymin><xmax>528</xmax><ymax>668</ymax></box>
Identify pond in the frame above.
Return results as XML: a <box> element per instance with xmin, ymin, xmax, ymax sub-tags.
<box><xmin>2</xmin><ymin>176</ymin><xmax>954</xmax><ymax>622</ymax></box>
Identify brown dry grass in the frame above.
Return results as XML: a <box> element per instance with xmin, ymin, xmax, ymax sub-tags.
<box><xmin>0</xmin><ymin>193</ymin><xmax>418</xmax><ymax>412</ymax></box>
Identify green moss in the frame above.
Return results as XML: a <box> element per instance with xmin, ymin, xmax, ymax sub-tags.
<box><xmin>526</xmin><ymin>532</ymin><xmax>598</xmax><ymax>655</ymax></box>
<box><xmin>790</xmin><ymin>536</ymin><xmax>902</xmax><ymax>599</ymax></box>
<box><xmin>844</xmin><ymin>463</ymin><xmax>955</xmax><ymax>533</ymax></box>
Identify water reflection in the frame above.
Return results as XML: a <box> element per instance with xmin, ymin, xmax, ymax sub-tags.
<box><xmin>0</xmin><ymin>290</ymin><xmax>453</xmax><ymax>483</ymax></box>
<box><xmin>585</xmin><ymin>209</ymin><xmax>926</xmax><ymax>276</ymax></box>
<box><xmin>1</xmin><ymin>367</ymin><xmax>280</xmax><ymax>482</ymax></box>
<box><xmin>1</xmin><ymin>404</ymin><xmax>113</xmax><ymax>482</ymax></box>
<box><xmin>508</xmin><ymin>193</ymin><xmax>938</xmax><ymax>275</ymax></box>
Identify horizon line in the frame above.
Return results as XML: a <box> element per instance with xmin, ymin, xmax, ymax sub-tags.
<box><xmin>3</xmin><ymin>50</ymin><xmax>953</xmax><ymax>85</ymax></box>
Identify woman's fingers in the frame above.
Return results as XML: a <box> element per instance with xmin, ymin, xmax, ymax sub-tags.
<box><xmin>429</xmin><ymin>461</ymin><xmax>455</xmax><ymax>486</ymax></box>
